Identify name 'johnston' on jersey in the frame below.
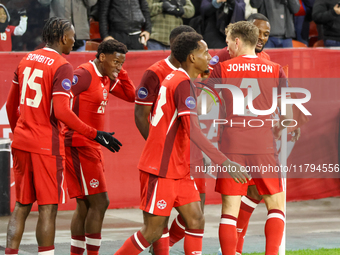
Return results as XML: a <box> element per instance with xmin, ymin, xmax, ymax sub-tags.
<box><xmin>226</xmin><ymin>62</ymin><xmax>273</xmax><ymax>73</ymax></box>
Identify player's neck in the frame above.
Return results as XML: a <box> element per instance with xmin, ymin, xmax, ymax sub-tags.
<box><xmin>181</xmin><ymin>63</ymin><xmax>199</xmax><ymax>79</ymax></box>
<box><xmin>236</xmin><ymin>47</ymin><xmax>256</xmax><ymax>57</ymax></box>
<box><xmin>93</xmin><ymin>58</ymin><xmax>104</xmax><ymax>76</ymax></box>
<box><xmin>45</xmin><ymin>44</ymin><xmax>63</xmax><ymax>55</ymax></box>
<box><xmin>169</xmin><ymin>53</ymin><xmax>181</xmax><ymax>69</ymax></box>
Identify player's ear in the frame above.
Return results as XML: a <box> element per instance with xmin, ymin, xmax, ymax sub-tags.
<box><xmin>99</xmin><ymin>53</ymin><xmax>105</xmax><ymax>62</ymax></box>
<box><xmin>189</xmin><ymin>53</ymin><xmax>195</xmax><ymax>63</ymax></box>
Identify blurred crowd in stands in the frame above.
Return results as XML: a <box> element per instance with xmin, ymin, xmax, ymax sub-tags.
<box><xmin>0</xmin><ymin>0</ymin><xmax>339</xmax><ymax>51</ymax></box>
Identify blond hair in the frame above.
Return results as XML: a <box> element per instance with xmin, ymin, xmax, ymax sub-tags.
<box><xmin>225</xmin><ymin>21</ymin><xmax>259</xmax><ymax>47</ymax></box>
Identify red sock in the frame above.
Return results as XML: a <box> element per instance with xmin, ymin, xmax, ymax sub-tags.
<box><xmin>85</xmin><ymin>233</ymin><xmax>101</xmax><ymax>255</ymax></box>
<box><xmin>38</xmin><ymin>245</ymin><xmax>55</xmax><ymax>255</ymax></box>
<box><xmin>219</xmin><ymin>214</ymin><xmax>237</xmax><ymax>255</ymax></box>
<box><xmin>114</xmin><ymin>231</ymin><xmax>150</xmax><ymax>255</ymax></box>
<box><xmin>5</xmin><ymin>248</ymin><xmax>19</xmax><ymax>255</ymax></box>
<box><xmin>236</xmin><ymin>196</ymin><xmax>260</xmax><ymax>254</ymax></box>
<box><xmin>184</xmin><ymin>229</ymin><xmax>204</xmax><ymax>255</ymax></box>
<box><xmin>71</xmin><ymin>235</ymin><xmax>86</xmax><ymax>255</ymax></box>
<box><xmin>152</xmin><ymin>227</ymin><xmax>169</xmax><ymax>254</ymax></box>
<box><xmin>169</xmin><ymin>214</ymin><xmax>186</xmax><ymax>247</ymax></box>
<box><xmin>265</xmin><ymin>209</ymin><xmax>285</xmax><ymax>255</ymax></box>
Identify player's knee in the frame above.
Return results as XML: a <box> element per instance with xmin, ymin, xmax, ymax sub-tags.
<box><xmin>186</xmin><ymin>213</ymin><xmax>205</xmax><ymax>230</ymax></box>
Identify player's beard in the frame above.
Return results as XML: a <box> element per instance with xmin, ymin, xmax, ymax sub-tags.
<box><xmin>0</xmin><ymin>20</ymin><xmax>8</xmax><ymax>33</ymax></box>
<box><xmin>255</xmin><ymin>42</ymin><xmax>266</xmax><ymax>54</ymax></box>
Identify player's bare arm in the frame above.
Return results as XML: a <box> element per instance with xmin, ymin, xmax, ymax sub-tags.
<box><xmin>134</xmin><ymin>104</ymin><xmax>152</xmax><ymax>140</ymax></box>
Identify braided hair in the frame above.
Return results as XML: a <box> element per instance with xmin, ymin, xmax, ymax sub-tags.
<box><xmin>42</xmin><ymin>17</ymin><xmax>72</xmax><ymax>45</ymax></box>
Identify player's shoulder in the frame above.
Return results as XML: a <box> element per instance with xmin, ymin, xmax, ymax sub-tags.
<box><xmin>214</xmin><ymin>47</ymin><xmax>231</xmax><ymax>63</ymax></box>
<box><xmin>163</xmin><ymin>69</ymin><xmax>189</xmax><ymax>87</ymax></box>
<box><xmin>149</xmin><ymin>58</ymin><xmax>175</xmax><ymax>75</ymax></box>
<box><xmin>258</xmin><ymin>51</ymin><xmax>270</xmax><ymax>61</ymax></box>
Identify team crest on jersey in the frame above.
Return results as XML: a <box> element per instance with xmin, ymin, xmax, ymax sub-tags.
<box><xmin>72</xmin><ymin>75</ymin><xmax>78</xmax><ymax>85</ymax></box>
<box><xmin>103</xmin><ymin>89</ymin><xmax>108</xmax><ymax>100</ymax></box>
<box><xmin>210</xmin><ymin>55</ymin><xmax>219</xmax><ymax>65</ymax></box>
<box><xmin>138</xmin><ymin>87</ymin><xmax>148</xmax><ymax>99</ymax></box>
<box><xmin>165</xmin><ymin>73</ymin><xmax>174</xmax><ymax>80</ymax></box>
<box><xmin>62</xmin><ymin>78</ymin><xmax>72</xmax><ymax>90</ymax></box>
<box><xmin>157</xmin><ymin>200</ymin><xmax>167</xmax><ymax>210</ymax></box>
<box><xmin>185</xmin><ymin>96</ymin><xmax>196</xmax><ymax>109</ymax></box>
<box><xmin>90</xmin><ymin>179</ymin><xmax>99</xmax><ymax>188</ymax></box>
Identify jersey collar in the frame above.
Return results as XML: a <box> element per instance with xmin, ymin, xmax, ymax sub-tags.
<box><xmin>90</xmin><ymin>60</ymin><xmax>103</xmax><ymax>77</ymax></box>
<box><xmin>178</xmin><ymin>67</ymin><xmax>190</xmax><ymax>79</ymax></box>
<box><xmin>42</xmin><ymin>47</ymin><xmax>59</xmax><ymax>54</ymax></box>
<box><xmin>242</xmin><ymin>54</ymin><xmax>258</xmax><ymax>58</ymax></box>
<box><xmin>165</xmin><ymin>56</ymin><xmax>178</xmax><ymax>71</ymax></box>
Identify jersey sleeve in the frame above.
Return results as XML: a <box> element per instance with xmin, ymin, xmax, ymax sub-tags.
<box><xmin>52</xmin><ymin>63</ymin><xmax>74</xmax><ymax>98</ymax></box>
<box><xmin>174</xmin><ymin>80</ymin><xmax>197</xmax><ymax>117</ymax></box>
<box><xmin>278</xmin><ymin>66</ymin><xmax>290</xmax><ymax>98</ymax></box>
<box><xmin>9</xmin><ymin>25</ymin><xmax>15</xmax><ymax>36</ymax></box>
<box><xmin>135</xmin><ymin>69</ymin><xmax>160</xmax><ymax>105</ymax></box>
<box><xmin>109</xmin><ymin>67</ymin><xmax>135</xmax><ymax>102</ymax></box>
<box><xmin>6</xmin><ymin>68</ymin><xmax>20</xmax><ymax>132</ymax></box>
<box><xmin>70</xmin><ymin>67</ymin><xmax>92</xmax><ymax>97</ymax></box>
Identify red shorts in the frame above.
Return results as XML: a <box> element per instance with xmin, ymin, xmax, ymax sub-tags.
<box><xmin>215</xmin><ymin>154</ymin><xmax>284</xmax><ymax>196</ymax></box>
<box><xmin>65</xmin><ymin>146</ymin><xmax>107</xmax><ymax>199</ymax></box>
<box><xmin>140</xmin><ymin>171</ymin><xmax>201</xmax><ymax>216</ymax></box>
<box><xmin>12</xmin><ymin>148</ymin><xmax>66</xmax><ymax>205</ymax></box>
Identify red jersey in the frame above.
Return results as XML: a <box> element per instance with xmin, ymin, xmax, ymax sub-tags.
<box><xmin>138</xmin><ymin>69</ymin><xmax>197</xmax><ymax>179</ymax></box>
<box><xmin>211</xmin><ymin>55</ymin><xmax>288</xmax><ymax>154</ymax></box>
<box><xmin>64</xmin><ymin>61</ymin><xmax>135</xmax><ymax>148</ymax></box>
<box><xmin>135</xmin><ymin>57</ymin><xmax>177</xmax><ymax>108</ymax></box>
<box><xmin>0</xmin><ymin>25</ymin><xmax>15</xmax><ymax>51</ymax></box>
<box><xmin>11</xmin><ymin>48</ymin><xmax>73</xmax><ymax>155</ymax></box>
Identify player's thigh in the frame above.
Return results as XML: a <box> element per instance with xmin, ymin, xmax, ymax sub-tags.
<box><xmin>215</xmin><ymin>154</ymin><xmax>248</xmax><ymax>196</ymax></box>
<box><xmin>139</xmin><ymin>171</ymin><xmax>176</xmax><ymax>217</ymax></box>
<box><xmin>247</xmin><ymin>184</ymin><xmax>262</xmax><ymax>201</ymax></box>
<box><xmin>12</xmin><ymin>148</ymin><xmax>36</xmax><ymax>204</ymax></box>
<box><xmin>31</xmin><ymin>153</ymin><xmax>66</xmax><ymax>205</ymax></box>
<box><xmin>65</xmin><ymin>146</ymin><xmax>107</xmax><ymax>199</ymax></box>
<box><xmin>247</xmin><ymin>154</ymin><xmax>284</xmax><ymax>196</ymax></box>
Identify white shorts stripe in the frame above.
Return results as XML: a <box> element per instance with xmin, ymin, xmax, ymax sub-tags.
<box><xmin>61</xmin><ymin>171</ymin><xmax>66</xmax><ymax>204</ymax></box>
<box><xmin>86</xmin><ymin>237</ymin><xmax>101</xmax><ymax>246</ymax></box>
<box><xmin>134</xmin><ymin>232</ymin><xmax>146</xmax><ymax>250</ymax></box>
<box><xmin>267</xmin><ymin>213</ymin><xmax>285</xmax><ymax>222</ymax></box>
<box><xmin>135</xmin><ymin>100</ymin><xmax>153</xmax><ymax>105</ymax></box>
<box><xmin>176</xmin><ymin>217</ymin><xmax>185</xmax><ymax>230</ymax></box>
<box><xmin>220</xmin><ymin>218</ymin><xmax>237</xmax><ymax>226</ymax></box>
<box><xmin>148</xmin><ymin>181</ymin><xmax>158</xmax><ymax>214</ymax></box>
<box><xmin>80</xmin><ymin>163</ymin><xmax>89</xmax><ymax>196</ymax></box>
<box><xmin>241</xmin><ymin>196</ymin><xmax>258</xmax><ymax>209</ymax></box>
<box><xmin>184</xmin><ymin>231</ymin><xmax>204</xmax><ymax>237</ymax></box>
<box><xmin>71</xmin><ymin>239</ymin><xmax>86</xmax><ymax>249</ymax></box>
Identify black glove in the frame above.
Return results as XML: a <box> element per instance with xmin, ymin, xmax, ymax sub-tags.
<box><xmin>94</xmin><ymin>131</ymin><xmax>122</xmax><ymax>153</ymax></box>
<box><xmin>18</xmin><ymin>9</ymin><xmax>27</xmax><ymax>16</ymax></box>
<box><xmin>162</xmin><ymin>0</ymin><xmax>184</xmax><ymax>17</ymax></box>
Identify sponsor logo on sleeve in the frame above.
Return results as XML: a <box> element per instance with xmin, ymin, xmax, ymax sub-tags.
<box><xmin>72</xmin><ymin>75</ymin><xmax>78</xmax><ymax>85</ymax></box>
<box><xmin>210</xmin><ymin>55</ymin><xmax>219</xmax><ymax>65</ymax></box>
<box><xmin>185</xmin><ymin>96</ymin><xmax>196</xmax><ymax>109</ymax></box>
<box><xmin>62</xmin><ymin>78</ymin><xmax>72</xmax><ymax>91</ymax></box>
<box><xmin>138</xmin><ymin>87</ymin><xmax>148</xmax><ymax>99</ymax></box>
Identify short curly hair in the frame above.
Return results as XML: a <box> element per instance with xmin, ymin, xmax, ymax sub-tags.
<box><xmin>96</xmin><ymin>39</ymin><xmax>128</xmax><ymax>59</ymax></box>
<box><xmin>225</xmin><ymin>21</ymin><xmax>259</xmax><ymax>47</ymax></box>
<box><xmin>171</xmin><ymin>32</ymin><xmax>203</xmax><ymax>63</ymax></box>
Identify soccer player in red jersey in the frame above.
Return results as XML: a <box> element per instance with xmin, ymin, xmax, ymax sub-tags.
<box><xmin>135</xmin><ymin>25</ymin><xmax>207</xmax><ymax>254</ymax></box>
<box><xmin>115</xmin><ymin>32</ymin><xmax>250</xmax><ymax>255</ymax></box>
<box><xmin>64</xmin><ymin>39</ymin><xmax>135</xmax><ymax>255</ymax></box>
<box><xmin>210</xmin><ymin>21</ymin><xmax>293</xmax><ymax>255</ymax></box>
<box><xmin>5</xmin><ymin>17</ymin><xmax>121</xmax><ymax>255</ymax></box>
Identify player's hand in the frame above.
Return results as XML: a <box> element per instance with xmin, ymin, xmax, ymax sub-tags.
<box><xmin>162</xmin><ymin>0</ymin><xmax>184</xmax><ymax>17</ymax></box>
<box><xmin>94</xmin><ymin>131</ymin><xmax>122</xmax><ymax>153</ymax></box>
<box><xmin>273</xmin><ymin>121</ymin><xmax>283</xmax><ymax>141</ymax></box>
<box><xmin>290</xmin><ymin>127</ymin><xmax>301</xmax><ymax>142</ymax></box>
<box><xmin>18</xmin><ymin>9</ymin><xmax>27</xmax><ymax>17</ymax></box>
<box><xmin>221</xmin><ymin>159</ymin><xmax>251</xmax><ymax>184</ymax></box>
<box><xmin>200</xmin><ymin>69</ymin><xmax>210</xmax><ymax>81</ymax></box>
